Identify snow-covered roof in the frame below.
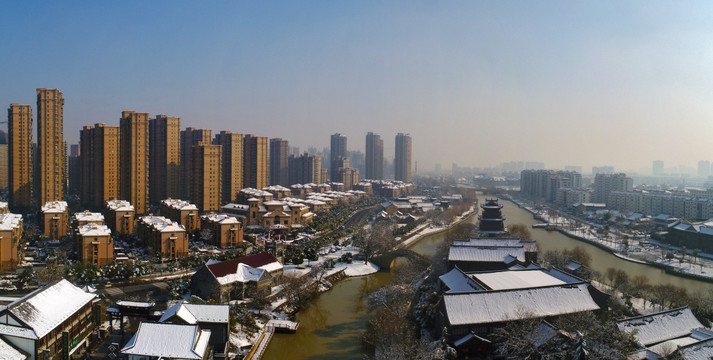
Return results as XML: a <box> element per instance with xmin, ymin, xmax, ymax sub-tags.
<box><xmin>222</xmin><ymin>203</ymin><xmax>249</xmax><ymax>211</ymax></box>
<box><xmin>121</xmin><ymin>322</ymin><xmax>211</xmax><ymax>359</ymax></box>
<box><xmin>0</xmin><ymin>213</ymin><xmax>22</xmax><ymax>231</ymax></box>
<box><xmin>77</xmin><ymin>223</ymin><xmax>111</xmax><ymax>237</ymax></box>
<box><xmin>201</xmin><ymin>213</ymin><xmax>240</xmax><ymax>225</ymax></box>
<box><xmin>448</xmin><ymin>246</ymin><xmax>525</xmax><ymax>263</ymax></box>
<box><xmin>159</xmin><ymin>301</ymin><xmax>229</xmax><ymax>324</ymax></box>
<box><xmin>617</xmin><ymin>307</ymin><xmax>705</xmax><ymax>347</ymax></box>
<box><xmin>443</xmin><ymin>284</ymin><xmax>599</xmax><ymax>326</ymax></box>
<box><xmin>0</xmin><ymin>279</ymin><xmax>96</xmax><ymax>340</ymax></box>
<box><xmin>106</xmin><ymin>199</ymin><xmax>134</xmax><ymax>212</ymax></box>
<box><xmin>471</xmin><ymin>270</ymin><xmax>566</xmax><ymax>291</ymax></box>
<box><xmin>679</xmin><ymin>338</ymin><xmax>713</xmax><ymax>360</ymax></box>
<box><xmin>116</xmin><ymin>300</ymin><xmax>154</xmax><ymax>308</ymax></box>
<box><xmin>453</xmin><ymin>238</ymin><xmax>523</xmax><ymax>247</ymax></box>
<box><xmin>40</xmin><ymin>201</ymin><xmax>67</xmax><ymax>213</ymax></box>
<box><xmin>439</xmin><ymin>268</ymin><xmax>483</xmax><ymax>293</ymax></box>
<box><xmin>139</xmin><ymin>215</ymin><xmax>185</xmax><ymax>233</ymax></box>
<box><xmin>215</xmin><ymin>263</ymin><xmax>266</xmax><ymax>285</ymax></box>
<box><xmin>73</xmin><ymin>211</ymin><xmax>104</xmax><ymax>223</ymax></box>
<box><xmin>161</xmin><ymin>199</ymin><xmax>198</xmax><ymax>211</ymax></box>
<box><xmin>0</xmin><ymin>336</ymin><xmax>27</xmax><ymax>360</ymax></box>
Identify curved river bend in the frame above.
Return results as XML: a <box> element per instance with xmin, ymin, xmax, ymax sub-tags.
<box><xmin>263</xmin><ymin>201</ymin><xmax>712</xmax><ymax>359</ymax></box>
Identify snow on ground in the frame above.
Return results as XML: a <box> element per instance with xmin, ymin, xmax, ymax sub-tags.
<box><xmin>511</xmin><ymin>197</ymin><xmax>713</xmax><ymax>281</ymax></box>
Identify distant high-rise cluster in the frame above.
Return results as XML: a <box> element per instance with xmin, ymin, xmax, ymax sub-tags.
<box><xmin>653</xmin><ymin>160</ymin><xmax>665</xmax><ymax>177</ymax></box>
<box><xmin>520</xmin><ymin>169</ymin><xmax>582</xmax><ymax>203</ymax></box>
<box><xmin>5</xmin><ymin>88</ymin><xmax>417</xmax><ymax>217</ymax></box>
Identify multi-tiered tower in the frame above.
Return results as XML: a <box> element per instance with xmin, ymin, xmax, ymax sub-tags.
<box><xmin>478</xmin><ymin>198</ymin><xmax>507</xmax><ymax>235</ymax></box>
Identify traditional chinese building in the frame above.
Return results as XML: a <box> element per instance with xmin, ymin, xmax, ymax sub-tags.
<box><xmin>478</xmin><ymin>198</ymin><xmax>507</xmax><ymax>235</ymax></box>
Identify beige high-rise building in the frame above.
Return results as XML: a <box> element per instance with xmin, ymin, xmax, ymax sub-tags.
<box><xmin>365</xmin><ymin>132</ymin><xmax>383</xmax><ymax>180</ymax></box>
<box><xmin>180</xmin><ymin>128</ymin><xmax>212</xmax><ymax>199</ymax></box>
<box><xmin>80</xmin><ymin>124</ymin><xmax>119</xmax><ymax>209</ymax></box>
<box><xmin>36</xmin><ymin>88</ymin><xmax>65</xmax><ymax>206</ymax></box>
<box><xmin>243</xmin><ymin>134</ymin><xmax>268</xmax><ymax>189</ymax></box>
<box><xmin>288</xmin><ymin>153</ymin><xmax>322</xmax><ymax>185</ymax></box>
<box><xmin>394</xmin><ymin>133</ymin><xmax>412</xmax><ymax>182</ymax></box>
<box><xmin>192</xmin><ymin>142</ymin><xmax>222</xmax><ymax>212</ymax></box>
<box><xmin>149</xmin><ymin>115</ymin><xmax>181</xmax><ymax>203</ymax></box>
<box><xmin>120</xmin><ymin>111</ymin><xmax>150</xmax><ymax>214</ymax></box>
<box><xmin>269</xmin><ymin>138</ymin><xmax>289</xmax><ymax>187</ymax></box>
<box><xmin>213</xmin><ymin>131</ymin><xmax>243</xmax><ymax>203</ymax></box>
<box><xmin>8</xmin><ymin>104</ymin><xmax>33</xmax><ymax>213</ymax></box>
<box><xmin>0</xmin><ymin>130</ymin><xmax>8</xmax><ymax>190</ymax></box>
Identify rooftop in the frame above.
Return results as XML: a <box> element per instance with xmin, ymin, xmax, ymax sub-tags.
<box><xmin>443</xmin><ymin>284</ymin><xmax>599</xmax><ymax>326</ymax></box>
<box><xmin>41</xmin><ymin>201</ymin><xmax>67</xmax><ymax>213</ymax></box>
<box><xmin>77</xmin><ymin>223</ymin><xmax>111</xmax><ymax>237</ymax></box>
<box><xmin>0</xmin><ymin>279</ymin><xmax>96</xmax><ymax>340</ymax></box>
<box><xmin>617</xmin><ymin>307</ymin><xmax>705</xmax><ymax>347</ymax></box>
<box><xmin>106</xmin><ymin>199</ymin><xmax>134</xmax><ymax>212</ymax></box>
<box><xmin>159</xmin><ymin>301</ymin><xmax>229</xmax><ymax>324</ymax></box>
<box><xmin>121</xmin><ymin>322</ymin><xmax>211</xmax><ymax>359</ymax></box>
<box><xmin>73</xmin><ymin>211</ymin><xmax>104</xmax><ymax>223</ymax></box>
<box><xmin>448</xmin><ymin>246</ymin><xmax>526</xmax><ymax>263</ymax></box>
<box><xmin>161</xmin><ymin>199</ymin><xmax>198</xmax><ymax>211</ymax></box>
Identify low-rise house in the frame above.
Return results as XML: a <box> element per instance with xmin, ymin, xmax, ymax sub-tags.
<box><xmin>0</xmin><ymin>279</ymin><xmax>97</xmax><ymax>360</ymax></box>
<box><xmin>105</xmin><ymin>200</ymin><xmax>135</xmax><ymax>235</ymax></box>
<box><xmin>617</xmin><ymin>307</ymin><xmax>713</xmax><ymax>357</ymax></box>
<box><xmin>161</xmin><ymin>199</ymin><xmax>200</xmax><ymax>233</ymax></box>
<box><xmin>75</xmin><ymin>223</ymin><xmax>113</xmax><ymax>267</ymax></box>
<box><xmin>121</xmin><ymin>322</ymin><xmax>213</xmax><ymax>360</ymax></box>
<box><xmin>200</xmin><ymin>214</ymin><xmax>243</xmax><ymax>248</ymax></box>
<box><xmin>191</xmin><ymin>252</ymin><xmax>282</xmax><ymax>302</ymax></box>
<box><xmin>159</xmin><ymin>301</ymin><xmax>229</xmax><ymax>358</ymax></box>
<box><xmin>0</xmin><ymin>213</ymin><xmax>22</xmax><ymax>271</ymax></box>
<box><xmin>40</xmin><ymin>201</ymin><xmax>68</xmax><ymax>239</ymax></box>
<box><xmin>137</xmin><ymin>215</ymin><xmax>188</xmax><ymax>259</ymax></box>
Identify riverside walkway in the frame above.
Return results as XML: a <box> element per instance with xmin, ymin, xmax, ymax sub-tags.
<box><xmin>244</xmin><ymin>320</ymin><xmax>300</xmax><ymax>360</ymax></box>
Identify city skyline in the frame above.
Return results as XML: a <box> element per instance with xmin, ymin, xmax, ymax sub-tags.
<box><xmin>3</xmin><ymin>2</ymin><xmax>713</xmax><ymax>171</ymax></box>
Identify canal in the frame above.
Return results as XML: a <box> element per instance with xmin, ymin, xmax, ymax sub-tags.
<box><xmin>263</xmin><ymin>200</ymin><xmax>712</xmax><ymax>359</ymax></box>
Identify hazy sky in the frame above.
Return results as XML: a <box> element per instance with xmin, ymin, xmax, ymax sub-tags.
<box><xmin>2</xmin><ymin>1</ymin><xmax>713</xmax><ymax>172</ymax></box>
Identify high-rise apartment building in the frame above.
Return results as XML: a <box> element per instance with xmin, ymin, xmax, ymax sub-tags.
<box><xmin>592</xmin><ymin>165</ymin><xmax>615</xmax><ymax>175</ymax></box>
<box><xmin>365</xmin><ymin>132</ymin><xmax>383</xmax><ymax>180</ymax></box>
<box><xmin>0</xmin><ymin>130</ymin><xmax>8</xmax><ymax>190</ymax></box>
<box><xmin>653</xmin><ymin>160</ymin><xmax>665</xmax><ymax>177</ymax></box>
<box><xmin>288</xmin><ymin>153</ymin><xmax>322</xmax><ymax>185</ymax></box>
<box><xmin>243</xmin><ymin>134</ymin><xmax>268</xmax><ymax>189</ymax></box>
<box><xmin>269</xmin><ymin>138</ymin><xmax>289</xmax><ymax>186</ymax></box>
<box><xmin>68</xmin><ymin>144</ymin><xmax>80</xmax><ymax>195</ymax></box>
<box><xmin>192</xmin><ymin>143</ymin><xmax>222</xmax><ymax>212</ymax></box>
<box><xmin>8</xmin><ymin>104</ymin><xmax>33</xmax><ymax>213</ymax></box>
<box><xmin>120</xmin><ymin>111</ymin><xmax>150</xmax><ymax>214</ymax></box>
<box><xmin>520</xmin><ymin>169</ymin><xmax>582</xmax><ymax>202</ymax></box>
<box><xmin>394</xmin><ymin>133</ymin><xmax>412</xmax><ymax>182</ymax></box>
<box><xmin>80</xmin><ymin>124</ymin><xmax>120</xmax><ymax>209</ymax></box>
<box><xmin>149</xmin><ymin>115</ymin><xmax>181</xmax><ymax>203</ymax></box>
<box><xmin>330</xmin><ymin>133</ymin><xmax>347</xmax><ymax>182</ymax></box>
<box><xmin>36</xmin><ymin>88</ymin><xmax>65</xmax><ymax>206</ymax></box>
<box><xmin>213</xmin><ymin>131</ymin><xmax>243</xmax><ymax>203</ymax></box>
<box><xmin>180</xmin><ymin>128</ymin><xmax>212</xmax><ymax>199</ymax></box>
<box><xmin>593</xmin><ymin>173</ymin><xmax>633</xmax><ymax>203</ymax></box>
<box><xmin>698</xmin><ymin>160</ymin><xmax>711</xmax><ymax>179</ymax></box>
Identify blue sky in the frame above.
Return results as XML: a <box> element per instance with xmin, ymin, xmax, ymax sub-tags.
<box><xmin>2</xmin><ymin>1</ymin><xmax>713</xmax><ymax>172</ymax></box>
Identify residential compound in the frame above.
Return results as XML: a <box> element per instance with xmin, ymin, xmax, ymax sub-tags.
<box><xmin>520</xmin><ymin>169</ymin><xmax>583</xmax><ymax>203</ymax></box>
<box><xmin>161</xmin><ymin>199</ymin><xmax>200</xmax><ymax>233</ymax></box>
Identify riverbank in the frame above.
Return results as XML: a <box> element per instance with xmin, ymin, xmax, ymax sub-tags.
<box><xmin>507</xmin><ymin>197</ymin><xmax>713</xmax><ymax>284</ymax></box>
<box><xmin>400</xmin><ymin>207</ymin><xmax>478</xmax><ymax>250</ymax></box>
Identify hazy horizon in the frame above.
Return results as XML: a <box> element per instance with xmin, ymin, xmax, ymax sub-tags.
<box><xmin>2</xmin><ymin>2</ymin><xmax>713</xmax><ymax>172</ymax></box>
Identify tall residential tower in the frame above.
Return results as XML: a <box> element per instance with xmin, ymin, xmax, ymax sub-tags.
<box><xmin>36</xmin><ymin>88</ymin><xmax>65</xmax><ymax>206</ymax></box>
<box><xmin>120</xmin><ymin>111</ymin><xmax>150</xmax><ymax>214</ymax></box>
<box><xmin>365</xmin><ymin>132</ymin><xmax>383</xmax><ymax>180</ymax></box>
<box><xmin>8</xmin><ymin>104</ymin><xmax>33</xmax><ymax>213</ymax></box>
<box><xmin>149</xmin><ymin>115</ymin><xmax>181</xmax><ymax>203</ymax></box>
<box><xmin>269</xmin><ymin>138</ymin><xmax>289</xmax><ymax>186</ymax></box>
<box><xmin>394</xmin><ymin>133</ymin><xmax>412</xmax><ymax>182</ymax></box>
